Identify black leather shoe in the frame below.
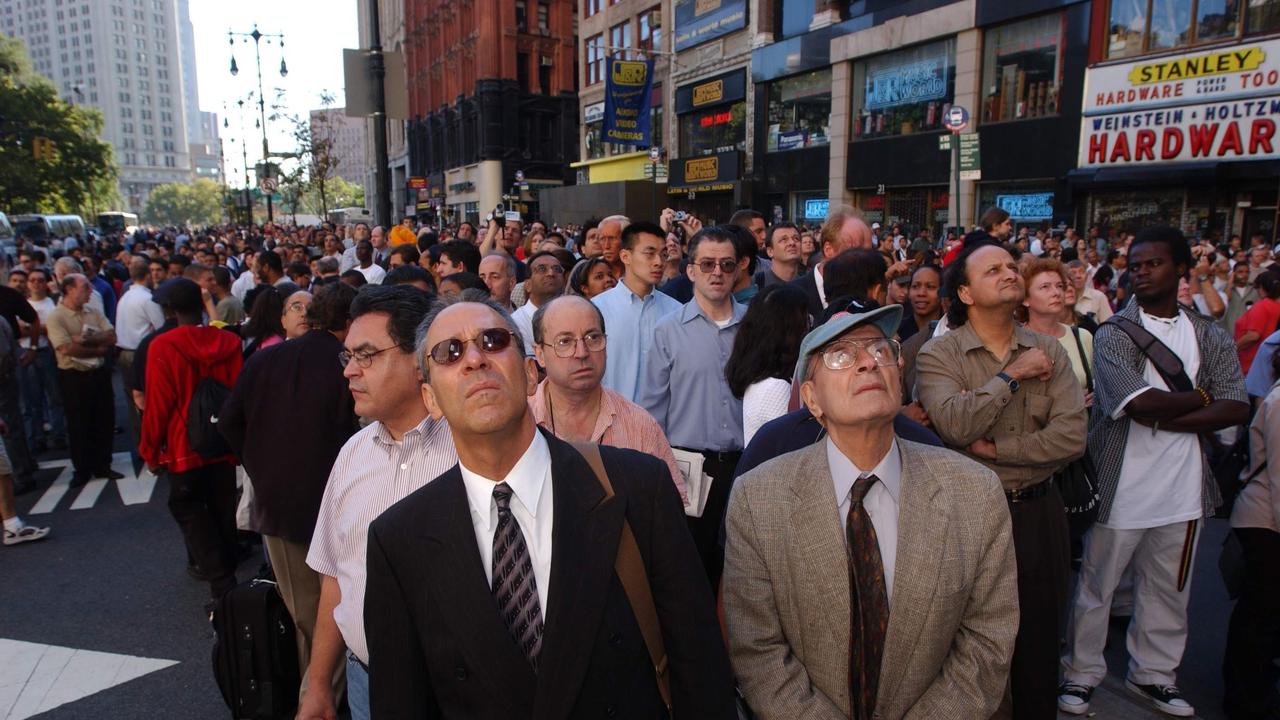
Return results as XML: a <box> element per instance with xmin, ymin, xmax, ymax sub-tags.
<box><xmin>69</xmin><ymin>472</ymin><xmax>91</xmax><ymax>488</ymax></box>
<box><xmin>12</xmin><ymin>478</ymin><xmax>36</xmax><ymax>495</ymax></box>
<box><xmin>95</xmin><ymin>469</ymin><xmax>125</xmax><ymax>480</ymax></box>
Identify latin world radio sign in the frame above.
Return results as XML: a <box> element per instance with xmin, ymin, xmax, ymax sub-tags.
<box><xmin>1080</xmin><ymin>38</ymin><xmax>1280</xmax><ymax>168</ymax></box>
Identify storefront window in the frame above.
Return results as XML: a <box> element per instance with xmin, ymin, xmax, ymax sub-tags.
<box><xmin>1107</xmin><ymin>0</ymin><xmax>1265</xmax><ymax>58</ymax></box>
<box><xmin>982</xmin><ymin>14</ymin><xmax>1063</xmax><ymax>123</ymax></box>
<box><xmin>651</xmin><ymin>103</ymin><xmax>663</xmax><ymax>151</ymax></box>
<box><xmin>1248</xmin><ymin>0</ymin><xmax>1280</xmax><ymax>33</ymax></box>
<box><xmin>766</xmin><ymin>68</ymin><xmax>832</xmax><ymax>152</ymax></box>
<box><xmin>851</xmin><ymin>39</ymin><xmax>956</xmax><ymax>141</ymax></box>
<box><xmin>585</xmin><ymin>121</ymin><xmax>605</xmax><ymax>159</ymax></box>
<box><xmin>1088</xmin><ymin>188</ymin><xmax>1184</xmax><ymax>234</ymax></box>
<box><xmin>679</xmin><ymin>102</ymin><xmax>746</xmax><ymax>157</ymax></box>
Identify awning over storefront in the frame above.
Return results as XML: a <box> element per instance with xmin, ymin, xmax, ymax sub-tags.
<box><xmin>1068</xmin><ymin>160</ymin><xmax>1280</xmax><ymax>188</ymax></box>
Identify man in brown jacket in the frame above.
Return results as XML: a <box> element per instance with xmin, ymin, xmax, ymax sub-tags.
<box><xmin>916</xmin><ymin>242</ymin><xmax>1087</xmax><ymax>718</ymax></box>
<box><xmin>723</xmin><ymin>301</ymin><xmax>1018</xmax><ymax>719</ymax></box>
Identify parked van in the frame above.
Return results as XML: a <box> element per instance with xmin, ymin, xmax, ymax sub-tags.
<box><xmin>327</xmin><ymin>207</ymin><xmax>374</xmax><ymax>226</ymax></box>
<box><xmin>11</xmin><ymin>214</ymin><xmax>86</xmax><ymax>243</ymax></box>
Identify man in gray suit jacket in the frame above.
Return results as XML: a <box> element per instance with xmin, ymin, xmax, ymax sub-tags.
<box><xmin>723</xmin><ymin>301</ymin><xmax>1019</xmax><ymax>719</ymax></box>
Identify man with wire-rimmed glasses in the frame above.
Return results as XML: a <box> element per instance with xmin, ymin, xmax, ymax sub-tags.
<box><xmin>528</xmin><ymin>295</ymin><xmax>686</xmax><ymax>504</ymax></box>
<box><xmin>298</xmin><ymin>285</ymin><xmax>458</xmax><ymax>720</ymax></box>
<box><xmin>723</xmin><ymin>301</ymin><xmax>1018</xmax><ymax>719</ymax></box>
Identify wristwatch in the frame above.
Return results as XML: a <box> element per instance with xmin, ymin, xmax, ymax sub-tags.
<box><xmin>997</xmin><ymin>372</ymin><xmax>1020</xmax><ymax>393</ymax></box>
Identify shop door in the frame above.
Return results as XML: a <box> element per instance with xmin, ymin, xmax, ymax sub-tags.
<box><xmin>1243</xmin><ymin>208</ymin><xmax>1277</xmax><ymax>244</ymax></box>
<box><xmin>887</xmin><ymin>189</ymin><xmax>929</xmax><ymax>235</ymax></box>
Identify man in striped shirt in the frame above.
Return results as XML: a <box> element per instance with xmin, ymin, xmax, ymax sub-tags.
<box><xmin>299</xmin><ymin>286</ymin><xmax>457</xmax><ymax>720</ymax></box>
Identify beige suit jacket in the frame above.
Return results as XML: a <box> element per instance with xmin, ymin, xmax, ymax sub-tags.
<box><xmin>723</xmin><ymin>439</ymin><xmax>1018</xmax><ymax>720</ymax></box>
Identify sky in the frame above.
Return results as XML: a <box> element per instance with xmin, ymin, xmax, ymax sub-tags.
<box><xmin>188</xmin><ymin>0</ymin><xmax>359</xmax><ymax>186</ymax></box>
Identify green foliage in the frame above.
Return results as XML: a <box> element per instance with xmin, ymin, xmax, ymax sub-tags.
<box><xmin>0</xmin><ymin>36</ymin><xmax>117</xmax><ymax>215</ymax></box>
<box><xmin>143</xmin><ymin>179</ymin><xmax>225</xmax><ymax>227</ymax></box>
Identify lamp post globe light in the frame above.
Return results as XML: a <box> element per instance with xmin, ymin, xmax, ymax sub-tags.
<box><xmin>228</xmin><ymin>24</ymin><xmax>287</xmax><ymax>222</ymax></box>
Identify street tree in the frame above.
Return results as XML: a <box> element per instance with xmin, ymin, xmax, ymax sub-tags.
<box><xmin>143</xmin><ymin>179</ymin><xmax>224</xmax><ymax>227</ymax></box>
<box><xmin>0</xmin><ymin>36</ymin><xmax>117</xmax><ymax>215</ymax></box>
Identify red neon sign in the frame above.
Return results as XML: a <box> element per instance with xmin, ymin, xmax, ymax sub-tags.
<box><xmin>699</xmin><ymin>111</ymin><xmax>733</xmax><ymax>128</ymax></box>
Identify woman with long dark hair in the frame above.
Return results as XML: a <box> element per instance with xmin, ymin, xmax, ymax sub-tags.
<box><xmin>241</xmin><ymin>287</ymin><xmax>285</xmax><ymax>359</ymax></box>
<box><xmin>724</xmin><ymin>284</ymin><xmax>810</xmax><ymax>444</ymax></box>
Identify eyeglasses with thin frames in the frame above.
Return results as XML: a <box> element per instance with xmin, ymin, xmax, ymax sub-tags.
<box><xmin>820</xmin><ymin>338</ymin><xmax>901</xmax><ymax>370</ymax></box>
<box><xmin>339</xmin><ymin>345</ymin><xmax>397</xmax><ymax>369</ymax></box>
<box><xmin>541</xmin><ymin>332</ymin><xmax>607</xmax><ymax>358</ymax></box>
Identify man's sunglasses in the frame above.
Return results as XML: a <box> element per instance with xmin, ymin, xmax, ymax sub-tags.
<box><xmin>428</xmin><ymin>327</ymin><xmax>515</xmax><ymax>365</ymax></box>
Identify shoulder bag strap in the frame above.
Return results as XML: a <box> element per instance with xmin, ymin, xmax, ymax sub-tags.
<box><xmin>1071</xmin><ymin>325</ymin><xmax>1093</xmax><ymax>393</ymax></box>
<box><xmin>1107</xmin><ymin>315</ymin><xmax>1195</xmax><ymax>392</ymax></box>
<box><xmin>569</xmin><ymin>441</ymin><xmax>671</xmax><ymax>712</ymax></box>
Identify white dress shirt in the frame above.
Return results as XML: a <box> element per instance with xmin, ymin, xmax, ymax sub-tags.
<box><xmin>827</xmin><ymin>437</ymin><xmax>901</xmax><ymax>604</ymax></box>
<box><xmin>460</xmin><ymin>430</ymin><xmax>554</xmax><ymax>621</ymax></box>
<box><xmin>114</xmin><ymin>284</ymin><xmax>165</xmax><ymax>350</ymax></box>
<box><xmin>307</xmin><ymin>416</ymin><xmax>458</xmax><ymax>663</ymax></box>
<box><xmin>511</xmin><ymin>300</ymin><xmax>540</xmax><ymax>355</ymax></box>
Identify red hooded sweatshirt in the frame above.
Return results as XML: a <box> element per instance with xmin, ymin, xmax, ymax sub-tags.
<box><xmin>139</xmin><ymin>325</ymin><xmax>243</xmax><ymax>473</ymax></box>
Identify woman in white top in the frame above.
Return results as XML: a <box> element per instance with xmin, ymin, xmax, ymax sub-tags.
<box><xmin>1019</xmin><ymin>257</ymin><xmax>1094</xmax><ymax>407</ymax></box>
<box><xmin>724</xmin><ymin>283</ymin><xmax>810</xmax><ymax>446</ymax></box>
<box><xmin>1224</xmin><ymin>353</ymin><xmax>1280</xmax><ymax>716</ymax></box>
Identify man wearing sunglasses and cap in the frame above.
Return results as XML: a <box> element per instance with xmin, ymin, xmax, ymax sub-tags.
<box><xmin>723</xmin><ymin>300</ymin><xmax>1018</xmax><ymax>719</ymax></box>
<box><xmin>363</xmin><ymin>289</ymin><xmax>735</xmax><ymax>719</ymax></box>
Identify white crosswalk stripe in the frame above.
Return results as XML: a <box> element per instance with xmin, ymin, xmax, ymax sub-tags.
<box><xmin>27</xmin><ymin>452</ymin><xmax>158</xmax><ymax>515</ymax></box>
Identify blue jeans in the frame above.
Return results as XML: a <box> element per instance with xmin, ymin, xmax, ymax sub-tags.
<box><xmin>19</xmin><ymin>347</ymin><xmax>64</xmax><ymax>446</ymax></box>
<box><xmin>346</xmin><ymin>652</ymin><xmax>370</xmax><ymax>720</ymax></box>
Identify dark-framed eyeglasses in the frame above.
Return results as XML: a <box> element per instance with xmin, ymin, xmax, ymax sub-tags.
<box><xmin>339</xmin><ymin>345</ymin><xmax>397</xmax><ymax>369</ymax></box>
<box><xmin>531</xmin><ymin>263</ymin><xmax>565</xmax><ymax>276</ymax></box>
<box><xmin>694</xmin><ymin>258</ymin><xmax>739</xmax><ymax>275</ymax></box>
<box><xmin>541</xmin><ymin>331</ymin><xmax>606</xmax><ymax>358</ymax></box>
<box><xmin>820</xmin><ymin>338</ymin><xmax>901</xmax><ymax>370</ymax></box>
<box><xmin>428</xmin><ymin>327</ymin><xmax>515</xmax><ymax>365</ymax></box>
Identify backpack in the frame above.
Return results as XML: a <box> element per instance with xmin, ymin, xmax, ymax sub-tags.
<box><xmin>188</xmin><ymin>363</ymin><xmax>233</xmax><ymax>459</ymax></box>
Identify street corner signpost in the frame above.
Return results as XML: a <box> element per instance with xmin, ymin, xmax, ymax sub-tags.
<box><xmin>959</xmin><ymin>133</ymin><xmax>981</xmax><ymax>181</ymax></box>
<box><xmin>603</xmin><ymin>55</ymin><xmax>656</xmax><ymax>147</ymax></box>
<box><xmin>943</xmin><ymin>105</ymin><xmax>971</xmax><ymax>227</ymax></box>
<box><xmin>258</xmin><ymin>176</ymin><xmax>278</xmax><ymax>194</ymax></box>
<box><xmin>944</xmin><ymin>105</ymin><xmax>969</xmax><ymax>133</ymax></box>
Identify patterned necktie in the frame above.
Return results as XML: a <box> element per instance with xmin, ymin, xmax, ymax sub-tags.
<box><xmin>846</xmin><ymin>473</ymin><xmax>889</xmax><ymax>720</ymax></box>
<box><xmin>491</xmin><ymin>483</ymin><xmax>543</xmax><ymax>669</ymax></box>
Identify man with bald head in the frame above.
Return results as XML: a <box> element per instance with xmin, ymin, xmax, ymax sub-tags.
<box><xmin>478</xmin><ymin>254</ymin><xmax>516</xmax><ymax>311</ymax></box>
<box><xmin>529</xmin><ymin>295</ymin><xmax>686</xmax><ymax>502</ymax></box>
<box><xmin>598</xmin><ymin>214</ymin><xmax>629</xmax><ymax>279</ymax></box>
<box><xmin>363</xmin><ymin>291</ymin><xmax>734</xmax><ymax>718</ymax></box>
<box><xmin>791</xmin><ymin>206</ymin><xmax>872</xmax><ymax>320</ymax></box>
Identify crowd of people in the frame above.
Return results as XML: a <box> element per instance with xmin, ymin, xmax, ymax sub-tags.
<box><xmin>1</xmin><ymin>203</ymin><xmax>1278</xmax><ymax>720</ymax></box>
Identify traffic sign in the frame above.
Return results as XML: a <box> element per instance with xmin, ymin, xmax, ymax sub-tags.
<box><xmin>959</xmin><ymin>133</ymin><xmax>981</xmax><ymax>180</ymax></box>
<box><xmin>938</xmin><ymin>134</ymin><xmax>952</xmax><ymax>151</ymax></box>
<box><xmin>259</xmin><ymin>177</ymin><xmax>278</xmax><ymax>193</ymax></box>
<box><xmin>944</xmin><ymin>105</ymin><xmax>969</xmax><ymax>133</ymax></box>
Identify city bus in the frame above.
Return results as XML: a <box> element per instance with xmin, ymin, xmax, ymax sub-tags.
<box><xmin>11</xmin><ymin>214</ymin><xmax>85</xmax><ymax>242</ymax></box>
<box><xmin>98</xmin><ymin>211</ymin><xmax>139</xmax><ymax>236</ymax></box>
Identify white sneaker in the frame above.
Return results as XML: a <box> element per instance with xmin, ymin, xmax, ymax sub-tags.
<box><xmin>3</xmin><ymin>524</ymin><xmax>50</xmax><ymax>546</ymax></box>
<box><xmin>1057</xmin><ymin>682</ymin><xmax>1093</xmax><ymax>715</ymax></box>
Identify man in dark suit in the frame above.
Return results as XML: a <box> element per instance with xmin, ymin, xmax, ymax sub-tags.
<box><xmin>364</xmin><ymin>290</ymin><xmax>735</xmax><ymax>719</ymax></box>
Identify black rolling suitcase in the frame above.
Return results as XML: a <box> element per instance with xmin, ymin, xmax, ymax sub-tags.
<box><xmin>211</xmin><ymin>578</ymin><xmax>300</xmax><ymax>719</ymax></box>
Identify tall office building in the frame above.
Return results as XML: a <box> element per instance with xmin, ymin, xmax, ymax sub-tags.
<box><xmin>310</xmin><ymin>107</ymin><xmax>368</xmax><ymax>186</ymax></box>
<box><xmin>1</xmin><ymin>0</ymin><xmax>195</xmax><ymax>212</ymax></box>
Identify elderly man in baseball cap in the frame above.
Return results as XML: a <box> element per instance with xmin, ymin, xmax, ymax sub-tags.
<box><xmin>722</xmin><ymin>299</ymin><xmax>1018</xmax><ymax>719</ymax></box>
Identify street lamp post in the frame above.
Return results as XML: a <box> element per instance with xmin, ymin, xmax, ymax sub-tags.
<box><xmin>228</xmin><ymin>24</ymin><xmax>287</xmax><ymax>224</ymax></box>
<box><xmin>649</xmin><ymin>146</ymin><xmax>662</xmax><ymax>220</ymax></box>
<box><xmin>225</xmin><ymin>99</ymin><xmax>254</xmax><ymax>224</ymax></box>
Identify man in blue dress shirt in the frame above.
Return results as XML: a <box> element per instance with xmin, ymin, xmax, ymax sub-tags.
<box><xmin>592</xmin><ymin>221</ymin><xmax>682</xmax><ymax>403</ymax></box>
<box><xmin>639</xmin><ymin>225</ymin><xmax>747</xmax><ymax>587</ymax></box>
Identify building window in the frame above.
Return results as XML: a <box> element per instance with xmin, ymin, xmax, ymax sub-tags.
<box><xmin>982</xmin><ymin>13</ymin><xmax>1063</xmax><ymax>123</ymax></box>
<box><xmin>1106</xmin><ymin>0</ymin><xmax>1279</xmax><ymax>58</ymax></box>
<box><xmin>610</xmin><ymin>21</ymin><xmax>632</xmax><ymax>60</ymax></box>
<box><xmin>537</xmin><ymin>1</ymin><xmax>549</xmax><ymax>32</ymax></box>
<box><xmin>639</xmin><ymin>6</ymin><xmax>661</xmax><ymax>52</ymax></box>
<box><xmin>516</xmin><ymin>0</ymin><xmax>527</xmax><ymax>33</ymax></box>
<box><xmin>586</xmin><ymin>34</ymin><xmax>605</xmax><ymax>85</ymax></box>
<box><xmin>517</xmin><ymin>52</ymin><xmax>529</xmax><ymax>92</ymax></box>
<box><xmin>679</xmin><ymin>103</ymin><xmax>746</xmax><ymax>158</ymax></box>
<box><xmin>851</xmin><ymin>38</ymin><xmax>956</xmax><ymax>140</ymax></box>
<box><xmin>585</xmin><ymin>0</ymin><xmax>601</xmax><ymax>17</ymax></box>
<box><xmin>766</xmin><ymin>68</ymin><xmax>832</xmax><ymax>152</ymax></box>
